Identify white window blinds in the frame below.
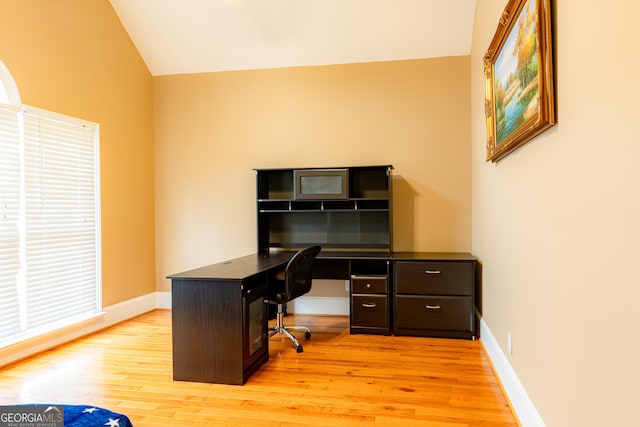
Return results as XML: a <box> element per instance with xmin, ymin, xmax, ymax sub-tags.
<box><xmin>0</xmin><ymin>104</ymin><xmax>101</xmax><ymax>347</ymax></box>
<box><xmin>0</xmin><ymin>106</ymin><xmax>22</xmax><ymax>343</ymax></box>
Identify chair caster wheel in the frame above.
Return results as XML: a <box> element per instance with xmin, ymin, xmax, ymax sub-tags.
<box><xmin>296</xmin><ymin>345</ymin><xmax>304</xmax><ymax>353</ymax></box>
<box><xmin>305</xmin><ymin>331</ymin><xmax>311</xmax><ymax>339</ymax></box>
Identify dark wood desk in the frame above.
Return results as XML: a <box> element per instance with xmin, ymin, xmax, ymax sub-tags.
<box><xmin>169</xmin><ymin>250</ymin><xmax>476</xmax><ymax>385</ymax></box>
<box><xmin>168</xmin><ymin>252</ymin><xmax>293</xmax><ymax>385</ymax></box>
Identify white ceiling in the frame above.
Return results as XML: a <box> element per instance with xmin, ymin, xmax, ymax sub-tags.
<box><xmin>109</xmin><ymin>0</ymin><xmax>477</xmax><ymax>77</ymax></box>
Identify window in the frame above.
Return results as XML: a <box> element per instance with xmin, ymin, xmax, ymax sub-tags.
<box><xmin>0</xmin><ymin>60</ymin><xmax>101</xmax><ymax>348</ymax></box>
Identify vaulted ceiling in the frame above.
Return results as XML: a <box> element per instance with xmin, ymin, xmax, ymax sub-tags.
<box><xmin>109</xmin><ymin>0</ymin><xmax>477</xmax><ymax>76</ymax></box>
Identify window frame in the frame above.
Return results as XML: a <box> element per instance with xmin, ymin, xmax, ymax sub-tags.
<box><xmin>0</xmin><ymin>61</ymin><xmax>102</xmax><ymax>349</ymax></box>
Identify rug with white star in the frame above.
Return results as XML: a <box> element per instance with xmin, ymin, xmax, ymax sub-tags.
<box><xmin>27</xmin><ymin>404</ymin><xmax>133</xmax><ymax>426</ymax></box>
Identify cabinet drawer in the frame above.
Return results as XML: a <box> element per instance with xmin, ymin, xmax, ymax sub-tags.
<box><xmin>395</xmin><ymin>295</ymin><xmax>472</xmax><ymax>332</ymax></box>
<box><xmin>351</xmin><ymin>295</ymin><xmax>388</xmax><ymax>328</ymax></box>
<box><xmin>351</xmin><ymin>275</ymin><xmax>387</xmax><ymax>294</ymax></box>
<box><xmin>395</xmin><ymin>261</ymin><xmax>473</xmax><ymax>295</ymax></box>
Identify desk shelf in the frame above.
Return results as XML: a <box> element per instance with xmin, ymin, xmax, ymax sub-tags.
<box><xmin>258</xmin><ymin>199</ymin><xmax>389</xmax><ymax>213</ymax></box>
<box><xmin>256</xmin><ymin>166</ymin><xmax>392</xmax><ymax>253</ymax></box>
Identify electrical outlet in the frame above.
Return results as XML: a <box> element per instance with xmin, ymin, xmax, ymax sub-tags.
<box><xmin>507</xmin><ymin>332</ymin><xmax>513</xmax><ymax>355</ymax></box>
<box><xmin>345</xmin><ymin>280</ymin><xmax>350</xmax><ymax>292</ymax></box>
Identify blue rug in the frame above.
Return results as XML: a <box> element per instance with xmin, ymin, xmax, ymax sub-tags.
<box><xmin>6</xmin><ymin>404</ymin><xmax>134</xmax><ymax>426</ymax></box>
<box><xmin>62</xmin><ymin>405</ymin><xmax>133</xmax><ymax>427</ymax></box>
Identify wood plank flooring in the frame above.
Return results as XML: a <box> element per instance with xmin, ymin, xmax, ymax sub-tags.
<box><xmin>0</xmin><ymin>310</ymin><xmax>518</xmax><ymax>426</ymax></box>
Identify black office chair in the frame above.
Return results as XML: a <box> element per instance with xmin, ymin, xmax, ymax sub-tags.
<box><xmin>265</xmin><ymin>245</ymin><xmax>321</xmax><ymax>353</ymax></box>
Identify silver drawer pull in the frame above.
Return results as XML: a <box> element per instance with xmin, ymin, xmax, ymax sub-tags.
<box><xmin>362</xmin><ymin>303</ymin><xmax>377</xmax><ymax>308</ymax></box>
<box><xmin>425</xmin><ymin>270</ymin><xmax>441</xmax><ymax>274</ymax></box>
<box><xmin>425</xmin><ymin>304</ymin><xmax>441</xmax><ymax>310</ymax></box>
<box><xmin>366</xmin><ymin>283</ymin><xmax>371</xmax><ymax>288</ymax></box>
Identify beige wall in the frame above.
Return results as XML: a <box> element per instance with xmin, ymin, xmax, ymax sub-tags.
<box><xmin>0</xmin><ymin>0</ymin><xmax>156</xmax><ymax>306</ymax></box>
<box><xmin>472</xmin><ymin>1</ymin><xmax>640</xmax><ymax>425</ymax></box>
<box><xmin>154</xmin><ymin>57</ymin><xmax>471</xmax><ymax>291</ymax></box>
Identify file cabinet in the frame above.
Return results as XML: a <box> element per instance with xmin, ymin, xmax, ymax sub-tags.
<box><xmin>349</xmin><ymin>259</ymin><xmax>391</xmax><ymax>335</ymax></box>
<box><xmin>393</xmin><ymin>256</ymin><xmax>476</xmax><ymax>339</ymax></box>
<box><xmin>350</xmin><ymin>274</ymin><xmax>390</xmax><ymax>335</ymax></box>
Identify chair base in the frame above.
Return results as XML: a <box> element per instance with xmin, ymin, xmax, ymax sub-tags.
<box><xmin>268</xmin><ymin>303</ymin><xmax>311</xmax><ymax>353</ymax></box>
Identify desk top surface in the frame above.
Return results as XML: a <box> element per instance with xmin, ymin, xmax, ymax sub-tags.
<box><xmin>167</xmin><ymin>251</ymin><xmax>476</xmax><ymax>281</ymax></box>
<box><xmin>167</xmin><ymin>252</ymin><xmax>293</xmax><ymax>281</ymax></box>
<box><xmin>317</xmin><ymin>251</ymin><xmax>476</xmax><ymax>261</ymax></box>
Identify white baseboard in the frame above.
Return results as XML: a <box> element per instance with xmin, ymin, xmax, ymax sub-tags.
<box><xmin>103</xmin><ymin>292</ymin><xmax>158</xmax><ymax>321</ymax></box>
<box><xmin>480</xmin><ymin>317</ymin><xmax>545</xmax><ymax>426</ymax></box>
<box><xmin>0</xmin><ymin>292</ymin><xmax>161</xmax><ymax>369</ymax></box>
<box><xmin>156</xmin><ymin>291</ymin><xmax>172</xmax><ymax>309</ymax></box>
<box><xmin>289</xmin><ymin>296</ymin><xmax>349</xmax><ymax>315</ymax></box>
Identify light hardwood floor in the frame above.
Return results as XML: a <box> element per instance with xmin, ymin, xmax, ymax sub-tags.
<box><xmin>0</xmin><ymin>310</ymin><xmax>518</xmax><ymax>426</ymax></box>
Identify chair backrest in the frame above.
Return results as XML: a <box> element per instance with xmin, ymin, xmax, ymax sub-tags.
<box><xmin>282</xmin><ymin>245</ymin><xmax>322</xmax><ymax>302</ymax></box>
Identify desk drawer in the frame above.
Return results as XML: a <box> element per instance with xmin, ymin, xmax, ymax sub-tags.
<box><xmin>351</xmin><ymin>295</ymin><xmax>388</xmax><ymax>328</ymax></box>
<box><xmin>395</xmin><ymin>295</ymin><xmax>472</xmax><ymax>332</ymax></box>
<box><xmin>351</xmin><ymin>275</ymin><xmax>387</xmax><ymax>294</ymax></box>
<box><xmin>395</xmin><ymin>261</ymin><xmax>473</xmax><ymax>295</ymax></box>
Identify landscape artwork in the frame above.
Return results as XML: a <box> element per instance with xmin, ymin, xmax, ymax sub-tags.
<box><xmin>493</xmin><ymin>0</ymin><xmax>539</xmax><ymax>146</ymax></box>
<box><xmin>484</xmin><ymin>0</ymin><xmax>555</xmax><ymax>162</ymax></box>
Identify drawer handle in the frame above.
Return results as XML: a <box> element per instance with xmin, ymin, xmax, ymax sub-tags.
<box><xmin>366</xmin><ymin>283</ymin><xmax>371</xmax><ymax>288</ymax></box>
<box><xmin>425</xmin><ymin>270</ymin><xmax>441</xmax><ymax>274</ymax></box>
<box><xmin>362</xmin><ymin>303</ymin><xmax>377</xmax><ymax>308</ymax></box>
<box><xmin>425</xmin><ymin>304</ymin><xmax>441</xmax><ymax>310</ymax></box>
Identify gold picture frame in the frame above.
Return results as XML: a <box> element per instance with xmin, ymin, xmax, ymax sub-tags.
<box><xmin>484</xmin><ymin>0</ymin><xmax>555</xmax><ymax>162</ymax></box>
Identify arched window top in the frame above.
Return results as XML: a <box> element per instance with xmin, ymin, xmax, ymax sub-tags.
<box><xmin>0</xmin><ymin>59</ymin><xmax>21</xmax><ymax>106</ymax></box>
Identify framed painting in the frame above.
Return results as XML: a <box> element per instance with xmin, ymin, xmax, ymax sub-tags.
<box><xmin>484</xmin><ymin>0</ymin><xmax>555</xmax><ymax>162</ymax></box>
